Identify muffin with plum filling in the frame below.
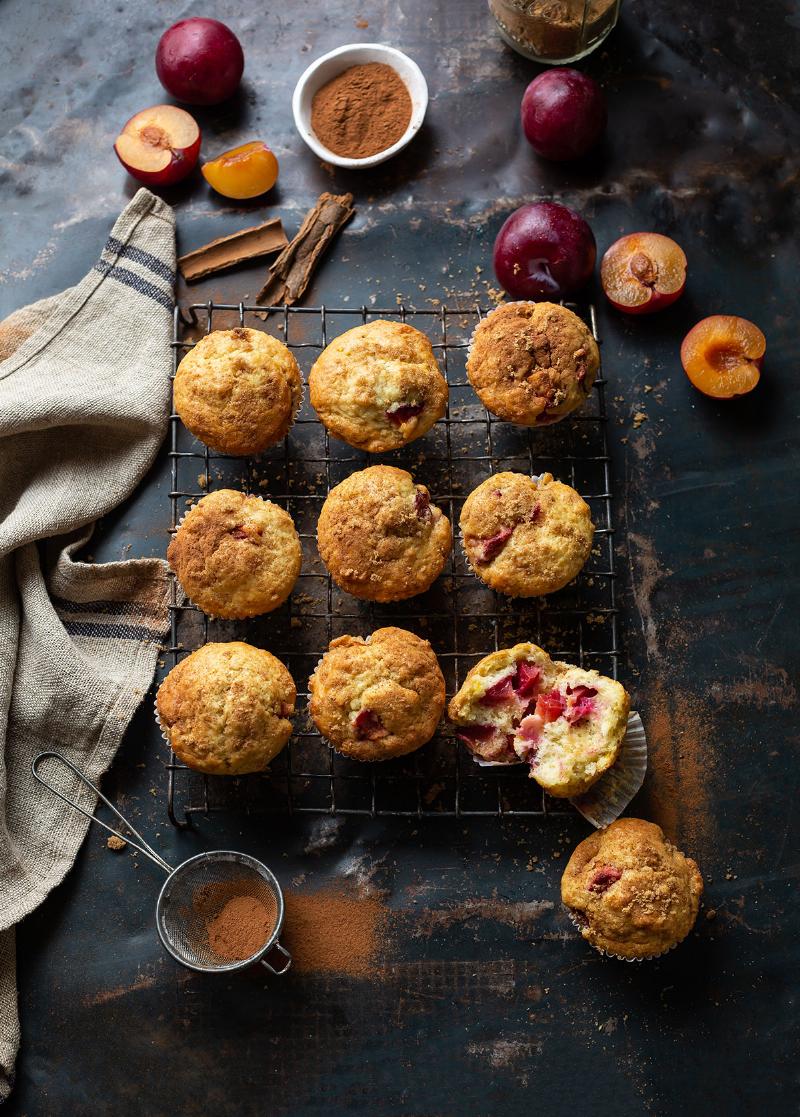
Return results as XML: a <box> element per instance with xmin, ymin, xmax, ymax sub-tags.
<box><xmin>309</xmin><ymin>320</ymin><xmax>448</xmax><ymax>452</ymax></box>
<box><xmin>466</xmin><ymin>302</ymin><xmax>599</xmax><ymax>426</ymax></box>
<box><xmin>460</xmin><ymin>471</ymin><xmax>594</xmax><ymax>597</ymax></box>
<box><xmin>317</xmin><ymin>465</ymin><xmax>452</xmax><ymax>602</ymax></box>
<box><xmin>309</xmin><ymin>627</ymin><xmax>445</xmax><ymax>761</ymax></box>
<box><xmin>174</xmin><ymin>327</ymin><xmax>302</xmax><ymax>456</ymax></box>
<box><xmin>168</xmin><ymin>489</ymin><xmax>301</xmax><ymax>619</ymax></box>
<box><xmin>561</xmin><ymin>818</ymin><xmax>703</xmax><ymax>959</ymax></box>
<box><xmin>448</xmin><ymin>642</ymin><xmax>629</xmax><ymax>796</ymax></box>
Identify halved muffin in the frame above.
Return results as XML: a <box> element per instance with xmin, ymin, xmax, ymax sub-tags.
<box><xmin>448</xmin><ymin>642</ymin><xmax>629</xmax><ymax>797</ymax></box>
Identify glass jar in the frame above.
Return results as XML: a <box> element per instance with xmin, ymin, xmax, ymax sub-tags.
<box><xmin>489</xmin><ymin>0</ymin><xmax>621</xmax><ymax>64</ymax></box>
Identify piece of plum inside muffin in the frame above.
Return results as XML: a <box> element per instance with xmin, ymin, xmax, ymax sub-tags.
<box><xmin>450</xmin><ymin>649</ymin><xmax>628</xmax><ymax>795</ymax></box>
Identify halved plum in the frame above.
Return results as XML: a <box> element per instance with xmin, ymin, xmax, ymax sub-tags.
<box><xmin>680</xmin><ymin>315</ymin><xmax>765</xmax><ymax>399</ymax></box>
<box><xmin>114</xmin><ymin>104</ymin><xmax>201</xmax><ymax>187</ymax></box>
<box><xmin>601</xmin><ymin>233</ymin><xmax>687</xmax><ymax>315</ymax></box>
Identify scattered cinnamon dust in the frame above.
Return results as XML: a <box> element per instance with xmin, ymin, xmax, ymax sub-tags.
<box><xmin>282</xmin><ymin>885</ymin><xmax>388</xmax><ymax>975</ymax></box>
<box><xmin>639</xmin><ymin>679</ymin><xmax>717</xmax><ymax>857</ymax></box>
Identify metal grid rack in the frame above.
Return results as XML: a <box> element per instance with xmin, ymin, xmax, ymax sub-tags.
<box><xmin>164</xmin><ymin>301</ymin><xmax>618</xmax><ymax>825</ymax></box>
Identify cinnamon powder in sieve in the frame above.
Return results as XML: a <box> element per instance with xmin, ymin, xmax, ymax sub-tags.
<box><xmin>310</xmin><ymin>63</ymin><xmax>412</xmax><ymax>159</ymax></box>
<box><xmin>192</xmin><ymin>880</ymin><xmax>279</xmax><ymax>963</ymax></box>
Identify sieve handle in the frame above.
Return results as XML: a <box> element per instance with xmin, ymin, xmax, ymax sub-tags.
<box><xmin>32</xmin><ymin>751</ymin><xmax>173</xmax><ymax>874</ymax></box>
<box><xmin>260</xmin><ymin>940</ymin><xmax>292</xmax><ymax>976</ymax></box>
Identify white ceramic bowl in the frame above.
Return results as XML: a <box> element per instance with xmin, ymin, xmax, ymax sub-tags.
<box><xmin>292</xmin><ymin>43</ymin><xmax>428</xmax><ymax>169</ymax></box>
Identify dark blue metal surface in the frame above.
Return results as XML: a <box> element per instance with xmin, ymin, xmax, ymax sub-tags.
<box><xmin>1</xmin><ymin>1</ymin><xmax>797</xmax><ymax>1113</ymax></box>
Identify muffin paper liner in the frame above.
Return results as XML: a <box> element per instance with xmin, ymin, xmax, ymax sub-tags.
<box><xmin>569</xmin><ymin>711</ymin><xmax>647</xmax><ymax>828</ymax></box>
<box><xmin>564</xmin><ymin>907</ymin><xmax>679</xmax><ymax>962</ymax></box>
<box><xmin>470</xmin><ymin>710</ymin><xmax>647</xmax><ymax>828</ymax></box>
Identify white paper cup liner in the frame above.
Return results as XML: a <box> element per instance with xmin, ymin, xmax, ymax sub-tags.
<box><xmin>569</xmin><ymin>711</ymin><xmax>647</xmax><ymax>828</ymax></box>
<box><xmin>565</xmin><ymin>907</ymin><xmax>679</xmax><ymax>962</ymax></box>
<box><xmin>468</xmin><ymin>710</ymin><xmax>647</xmax><ymax>826</ymax></box>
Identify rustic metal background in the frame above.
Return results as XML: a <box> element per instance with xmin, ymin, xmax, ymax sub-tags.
<box><xmin>166</xmin><ymin>300</ymin><xmax>617</xmax><ymax>822</ymax></box>
<box><xmin>2</xmin><ymin>0</ymin><xmax>798</xmax><ymax>1114</ymax></box>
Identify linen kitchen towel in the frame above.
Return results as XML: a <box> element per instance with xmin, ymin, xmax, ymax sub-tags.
<box><xmin>0</xmin><ymin>189</ymin><xmax>175</xmax><ymax>1101</ymax></box>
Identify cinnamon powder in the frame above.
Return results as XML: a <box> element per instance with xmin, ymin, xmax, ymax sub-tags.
<box><xmin>192</xmin><ymin>880</ymin><xmax>279</xmax><ymax>963</ymax></box>
<box><xmin>310</xmin><ymin>63</ymin><xmax>412</xmax><ymax>159</ymax></box>
<box><xmin>282</xmin><ymin>885</ymin><xmax>388</xmax><ymax>975</ymax></box>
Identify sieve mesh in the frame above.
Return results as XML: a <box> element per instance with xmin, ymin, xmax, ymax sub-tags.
<box><xmin>156</xmin><ymin>851</ymin><xmax>284</xmax><ymax>972</ymax></box>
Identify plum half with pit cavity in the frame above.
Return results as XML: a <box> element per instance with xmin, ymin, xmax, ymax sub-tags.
<box><xmin>601</xmin><ymin>233</ymin><xmax>687</xmax><ymax>315</ymax></box>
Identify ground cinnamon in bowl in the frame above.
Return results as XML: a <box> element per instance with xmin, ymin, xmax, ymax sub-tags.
<box><xmin>310</xmin><ymin>62</ymin><xmax>412</xmax><ymax>159</ymax></box>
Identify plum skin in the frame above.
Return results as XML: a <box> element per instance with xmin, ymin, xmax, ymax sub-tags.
<box><xmin>156</xmin><ymin>18</ymin><xmax>244</xmax><ymax>106</ymax></box>
<box><xmin>493</xmin><ymin>201</ymin><xmax>596</xmax><ymax>301</ymax></box>
<box><xmin>521</xmin><ymin>69</ymin><xmax>607</xmax><ymax>162</ymax></box>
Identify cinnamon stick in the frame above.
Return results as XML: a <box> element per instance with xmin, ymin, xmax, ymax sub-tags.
<box><xmin>178</xmin><ymin>218</ymin><xmax>288</xmax><ymax>282</ymax></box>
<box><xmin>255</xmin><ymin>192</ymin><xmax>355</xmax><ymax>308</ymax></box>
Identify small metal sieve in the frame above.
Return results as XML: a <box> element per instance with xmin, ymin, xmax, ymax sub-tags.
<box><xmin>32</xmin><ymin>752</ymin><xmax>291</xmax><ymax>976</ymax></box>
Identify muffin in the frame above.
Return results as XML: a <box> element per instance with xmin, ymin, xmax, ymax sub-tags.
<box><xmin>174</xmin><ymin>327</ymin><xmax>302</xmax><ymax>455</ymax></box>
<box><xmin>467</xmin><ymin>302</ymin><xmax>599</xmax><ymax>425</ymax></box>
<box><xmin>168</xmin><ymin>489</ymin><xmax>301</xmax><ymax>619</ymax></box>
<box><xmin>460</xmin><ymin>471</ymin><xmax>594</xmax><ymax>597</ymax></box>
<box><xmin>561</xmin><ymin>818</ymin><xmax>704</xmax><ymax>959</ymax></box>
<box><xmin>157</xmin><ymin>642</ymin><xmax>296</xmax><ymax>775</ymax></box>
<box><xmin>309</xmin><ymin>627</ymin><xmax>446</xmax><ymax>761</ymax></box>
<box><xmin>317</xmin><ymin>465</ymin><xmax>452</xmax><ymax>602</ymax></box>
<box><xmin>448</xmin><ymin>642</ymin><xmax>629</xmax><ymax>796</ymax></box>
<box><xmin>309</xmin><ymin>320</ymin><xmax>448</xmax><ymax>452</ymax></box>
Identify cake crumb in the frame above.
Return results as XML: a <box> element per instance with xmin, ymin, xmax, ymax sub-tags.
<box><xmin>632</xmin><ymin>411</ymin><xmax>648</xmax><ymax>428</ymax></box>
<box><xmin>107</xmin><ymin>835</ymin><xmax>127</xmax><ymax>852</ymax></box>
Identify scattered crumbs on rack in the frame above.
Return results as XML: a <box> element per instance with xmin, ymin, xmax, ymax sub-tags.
<box><xmin>106</xmin><ymin>835</ymin><xmax>126</xmax><ymax>852</ymax></box>
<box><xmin>632</xmin><ymin>411</ymin><xmax>648</xmax><ymax>428</ymax></box>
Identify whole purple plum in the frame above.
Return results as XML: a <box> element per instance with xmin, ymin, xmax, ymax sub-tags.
<box><xmin>493</xmin><ymin>202</ymin><xmax>596</xmax><ymax>301</ymax></box>
<box><xmin>156</xmin><ymin>18</ymin><xmax>244</xmax><ymax>106</ymax></box>
<box><xmin>521</xmin><ymin>69</ymin><xmax>606</xmax><ymax>161</ymax></box>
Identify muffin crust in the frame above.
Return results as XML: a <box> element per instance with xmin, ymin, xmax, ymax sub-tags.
<box><xmin>467</xmin><ymin>302</ymin><xmax>599</xmax><ymax>425</ymax></box>
<box><xmin>317</xmin><ymin>465</ymin><xmax>452</xmax><ymax>602</ymax></box>
<box><xmin>157</xmin><ymin>642</ymin><xmax>296</xmax><ymax>775</ymax></box>
<box><xmin>460</xmin><ymin>471</ymin><xmax>594</xmax><ymax>597</ymax></box>
<box><xmin>309</xmin><ymin>627</ymin><xmax>446</xmax><ymax>761</ymax></box>
<box><xmin>168</xmin><ymin>489</ymin><xmax>301</xmax><ymax>619</ymax></box>
<box><xmin>174</xmin><ymin>327</ymin><xmax>302</xmax><ymax>455</ymax></box>
<box><xmin>561</xmin><ymin>818</ymin><xmax>703</xmax><ymax>959</ymax></box>
<box><xmin>309</xmin><ymin>320</ymin><xmax>448</xmax><ymax>452</ymax></box>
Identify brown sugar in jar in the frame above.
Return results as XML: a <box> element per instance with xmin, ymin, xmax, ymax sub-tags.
<box><xmin>310</xmin><ymin>62</ymin><xmax>412</xmax><ymax>159</ymax></box>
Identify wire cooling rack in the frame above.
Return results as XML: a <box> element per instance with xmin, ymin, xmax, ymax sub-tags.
<box><xmin>164</xmin><ymin>301</ymin><xmax>618</xmax><ymax>825</ymax></box>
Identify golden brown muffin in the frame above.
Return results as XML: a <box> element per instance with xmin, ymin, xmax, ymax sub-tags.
<box><xmin>460</xmin><ymin>472</ymin><xmax>594</xmax><ymax>597</ymax></box>
<box><xmin>561</xmin><ymin>818</ymin><xmax>703</xmax><ymax>959</ymax></box>
<box><xmin>168</xmin><ymin>489</ymin><xmax>301</xmax><ymax>619</ymax></box>
<box><xmin>309</xmin><ymin>320</ymin><xmax>448</xmax><ymax>452</ymax></box>
<box><xmin>309</xmin><ymin>627</ymin><xmax>446</xmax><ymax>761</ymax></box>
<box><xmin>157</xmin><ymin>642</ymin><xmax>296</xmax><ymax>775</ymax></box>
<box><xmin>317</xmin><ymin>465</ymin><xmax>452</xmax><ymax>602</ymax></box>
<box><xmin>448</xmin><ymin>642</ymin><xmax>629</xmax><ymax>796</ymax></box>
<box><xmin>174</xmin><ymin>327</ymin><xmax>302</xmax><ymax>455</ymax></box>
<box><xmin>467</xmin><ymin>302</ymin><xmax>599</xmax><ymax>425</ymax></box>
